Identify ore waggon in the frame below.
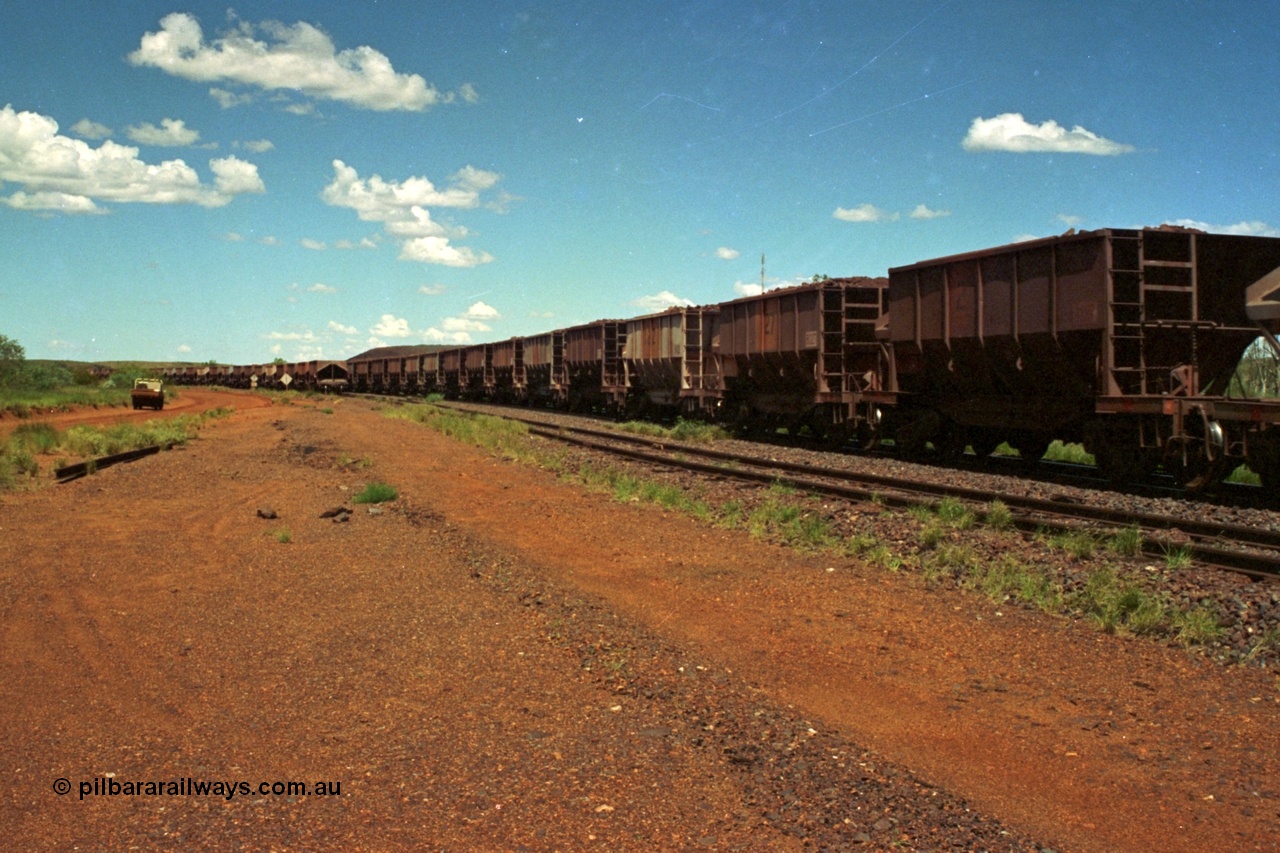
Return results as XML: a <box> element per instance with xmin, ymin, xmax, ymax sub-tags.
<box><xmin>884</xmin><ymin>228</ymin><xmax>1280</xmax><ymax>489</ymax></box>
<box><xmin>166</xmin><ymin>226</ymin><xmax>1280</xmax><ymax>490</ymax></box>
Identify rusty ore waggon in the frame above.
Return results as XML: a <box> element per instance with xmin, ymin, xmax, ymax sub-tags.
<box><xmin>883</xmin><ymin>228</ymin><xmax>1280</xmax><ymax>489</ymax></box>
<box><xmin>163</xmin><ymin>226</ymin><xmax>1280</xmax><ymax>490</ymax></box>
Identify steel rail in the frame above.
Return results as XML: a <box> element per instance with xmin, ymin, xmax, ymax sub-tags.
<box><xmin>512</xmin><ymin>421</ymin><xmax>1280</xmax><ymax>580</ymax></box>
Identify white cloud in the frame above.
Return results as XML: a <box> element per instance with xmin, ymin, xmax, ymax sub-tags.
<box><xmin>223</xmin><ymin>231</ymin><xmax>245</xmax><ymax>241</ymax></box>
<box><xmin>465</xmin><ymin>301</ymin><xmax>500</xmax><ymax>320</ymax></box>
<box><xmin>324</xmin><ymin>160</ymin><xmax>498</xmax><ymax>219</ymax></box>
<box><xmin>257</xmin><ymin>235</ymin><xmax>280</xmax><ymax>246</ymax></box>
<box><xmin>300</xmin><ymin>238</ymin><xmax>326</xmax><ymax>250</ymax></box>
<box><xmin>909</xmin><ymin>204</ymin><xmax>950</xmax><ymax>220</ymax></box>
<box><xmin>418</xmin><ymin>284</ymin><xmax>446</xmax><ymax>295</ymax></box>
<box><xmin>265</xmin><ymin>330</ymin><xmax>317</xmax><ymax>341</ymax></box>
<box><xmin>716</xmin><ymin>247</ymin><xmax>740</xmax><ymax>260</ymax></box>
<box><xmin>240</xmin><ymin>138</ymin><xmax>274</xmax><ymax>153</ymax></box>
<box><xmin>733</xmin><ymin>282</ymin><xmax>763</xmax><ymax>297</ymax></box>
<box><xmin>126</xmin><ymin>118</ymin><xmax>201</xmax><ymax>147</ymax></box>
<box><xmin>307</xmin><ymin>283</ymin><xmax>337</xmax><ymax>293</ymax></box>
<box><xmin>70</xmin><ymin>119</ymin><xmax>112</xmax><ymax>139</ymax></box>
<box><xmin>442</xmin><ymin>316</ymin><xmax>491</xmax><ymax>333</ymax></box>
<box><xmin>420</xmin><ymin>301</ymin><xmax>503</xmax><ymax>343</ymax></box>
<box><xmin>0</xmin><ymin>105</ymin><xmax>262</xmax><ymax>212</ymax></box>
<box><xmin>422</xmin><ymin>327</ymin><xmax>473</xmax><ymax>345</ymax></box>
<box><xmin>211</xmin><ymin>156</ymin><xmax>265</xmax><ymax>194</ymax></box>
<box><xmin>210</xmin><ymin>87</ymin><xmax>253</xmax><ymax>109</ymax></box>
<box><xmin>1</xmin><ymin>191</ymin><xmax>104</xmax><ymax>214</ymax></box>
<box><xmin>962</xmin><ymin>112</ymin><xmax>1135</xmax><ymax>155</ymax></box>
<box><xmin>332</xmin><ymin>236</ymin><xmax>376</xmax><ymax>250</ymax></box>
<box><xmin>458</xmin><ymin>83</ymin><xmax>479</xmax><ymax>104</ymax></box>
<box><xmin>129</xmin><ymin>12</ymin><xmax>456</xmax><ymax>112</ymax></box>
<box><xmin>1164</xmin><ymin>219</ymin><xmax>1280</xmax><ymax>238</ymax></box>
<box><xmin>322</xmin><ymin>160</ymin><xmax>499</xmax><ymax>267</ymax></box>
<box><xmin>1057</xmin><ymin>214</ymin><xmax>1085</xmax><ymax>228</ymax></box>
<box><xmin>834</xmin><ymin>204</ymin><xmax>898</xmax><ymax>223</ymax></box>
<box><xmin>631</xmin><ymin>290</ymin><xmax>695</xmax><ymax>312</ymax></box>
<box><xmin>399</xmin><ymin>237</ymin><xmax>493</xmax><ymax>267</ymax></box>
<box><xmin>371</xmin><ymin>314</ymin><xmax>412</xmax><ymax>338</ymax></box>
<box><xmin>328</xmin><ymin>321</ymin><xmax>357</xmax><ymax>335</ymax></box>
<box><xmin>177</xmin><ymin>344</ymin><xmax>192</xmax><ymax>353</ymax></box>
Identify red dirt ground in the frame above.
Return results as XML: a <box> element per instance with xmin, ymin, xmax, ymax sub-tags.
<box><xmin>2</xmin><ymin>392</ymin><xmax>1277</xmax><ymax>851</ymax></box>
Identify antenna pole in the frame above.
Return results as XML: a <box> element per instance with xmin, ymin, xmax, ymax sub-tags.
<box><xmin>760</xmin><ymin>253</ymin><xmax>765</xmax><ymax>290</ymax></box>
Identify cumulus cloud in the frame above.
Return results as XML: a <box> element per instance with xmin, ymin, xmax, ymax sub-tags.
<box><xmin>399</xmin><ymin>236</ymin><xmax>492</xmax><ymax>267</ymax></box>
<box><xmin>307</xmin><ymin>283</ymin><xmax>337</xmax><ymax>293</ymax></box>
<box><xmin>127</xmin><ymin>118</ymin><xmax>202</xmax><ymax>147</ymax></box>
<box><xmin>300</xmin><ymin>238</ymin><xmax>326</xmax><ymax>250</ymax></box>
<box><xmin>441</xmin><ymin>316</ymin><xmax>491</xmax><ymax>333</ymax></box>
<box><xmin>418</xmin><ymin>284</ymin><xmax>446</xmax><ymax>296</ymax></box>
<box><xmin>328</xmin><ymin>321</ymin><xmax>357</xmax><ymax>335</ymax></box>
<box><xmin>1164</xmin><ymin>219</ymin><xmax>1280</xmax><ymax>238</ymax></box>
<box><xmin>322</xmin><ymin>159</ymin><xmax>500</xmax><ymax>267</ymax></box>
<box><xmin>0</xmin><ymin>105</ymin><xmax>263</xmax><ymax>213</ymax></box>
<box><xmin>420</xmin><ymin>301</ymin><xmax>504</xmax><ymax>344</ymax></box>
<box><xmin>422</xmin><ymin>328</ymin><xmax>473</xmax><ymax>345</ymax></box>
<box><xmin>333</xmin><ymin>236</ymin><xmax>377</xmax><ymax>250</ymax></box>
<box><xmin>962</xmin><ymin>112</ymin><xmax>1135</xmax><ymax>155</ymax></box>
<box><xmin>909</xmin><ymin>204</ymin><xmax>950</xmax><ymax>220</ymax></box>
<box><xmin>239</xmin><ymin>138</ymin><xmax>274</xmax><ymax>153</ymax></box>
<box><xmin>71</xmin><ymin>119</ymin><xmax>112</xmax><ymax>139</ymax></box>
<box><xmin>211</xmin><ymin>156</ymin><xmax>265</xmax><ymax>194</ymax></box>
<box><xmin>716</xmin><ymin>247</ymin><xmax>740</xmax><ymax>260</ymax></box>
<box><xmin>834</xmin><ymin>204</ymin><xmax>898</xmax><ymax>223</ymax></box>
<box><xmin>632</xmin><ymin>290</ymin><xmax>695</xmax><ymax>312</ymax></box>
<box><xmin>177</xmin><ymin>344</ymin><xmax>192</xmax><ymax>353</ymax></box>
<box><xmin>371</xmin><ymin>314</ymin><xmax>412</xmax><ymax>338</ymax></box>
<box><xmin>210</xmin><ymin>87</ymin><xmax>253</xmax><ymax>109</ymax></box>
<box><xmin>265</xmin><ymin>330</ymin><xmax>317</xmax><ymax>342</ymax></box>
<box><xmin>129</xmin><ymin>12</ymin><xmax>459</xmax><ymax>112</ymax></box>
<box><xmin>732</xmin><ymin>277</ymin><xmax>800</xmax><ymax>298</ymax></box>
<box><xmin>464</xmin><ymin>300</ymin><xmax>499</xmax><ymax>320</ymax></box>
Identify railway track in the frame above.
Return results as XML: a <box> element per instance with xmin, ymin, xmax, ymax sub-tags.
<box><xmin>434</xmin><ymin>400</ymin><xmax>1280</xmax><ymax>581</ymax></box>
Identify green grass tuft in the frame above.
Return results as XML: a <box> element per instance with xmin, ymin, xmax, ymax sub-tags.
<box><xmin>1109</xmin><ymin>525</ymin><xmax>1144</xmax><ymax>558</ymax></box>
<box><xmin>353</xmin><ymin>481</ymin><xmax>398</xmax><ymax>504</ymax></box>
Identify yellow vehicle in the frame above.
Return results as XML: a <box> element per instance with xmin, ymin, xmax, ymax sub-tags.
<box><xmin>130</xmin><ymin>378</ymin><xmax>165</xmax><ymax>410</ymax></box>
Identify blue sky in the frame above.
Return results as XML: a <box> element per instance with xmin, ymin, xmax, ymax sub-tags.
<box><xmin>2</xmin><ymin>1</ymin><xmax>1277</xmax><ymax>364</ymax></box>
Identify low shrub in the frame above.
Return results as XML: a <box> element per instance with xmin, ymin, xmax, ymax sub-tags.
<box><xmin>353</xmin><ymin>481</ymin><xmax>398</xmax><ymax>504</ymax></box>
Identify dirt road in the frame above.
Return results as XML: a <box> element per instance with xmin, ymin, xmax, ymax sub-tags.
<box><xmin>2</xmin><ymin>393</ymin><xmax>1277</xmax><ymax>850</ymax></box>
<box><xmin>0</xmin><ymin>387</ymin><xmax>270</xmax><ymax>438</ymax></box>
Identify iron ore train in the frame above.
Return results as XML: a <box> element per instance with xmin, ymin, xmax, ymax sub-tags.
<box><xmin>165</xmin><ymin>227</ymin><xmax>1280</xmax><ymax>491</ymax></box>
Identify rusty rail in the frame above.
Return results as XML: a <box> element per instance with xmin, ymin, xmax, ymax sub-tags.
<box><xmin>54</xmin><ymin>445</ymin><xmax>161</xmax><ymax>482</ymax></box>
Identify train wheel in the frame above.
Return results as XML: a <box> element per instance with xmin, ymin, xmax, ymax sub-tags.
<box><xmin>967</xmin><ymin>431</ymin><xmax>1001</xmax><ymax>460</ymax></box>
<box><xmin>1165</xmin><ymin>452</ymin><xmax>1227</xmax><ymax>492</ymax></box>
<box><xmin>932</xmin><ymin>425</ymin><xmax>969</xmax><ymax>462</ymax></box>
<box><xmin>1010</xmin><ymin>432</ymin><xmax>1050</xmax><ymax>464</ymax></box>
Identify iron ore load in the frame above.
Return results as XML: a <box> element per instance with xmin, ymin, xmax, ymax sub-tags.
<box><xmin>165</xmin><ymin>227</ymin><xmax>1280</xmax><ymax>491</ymax></box>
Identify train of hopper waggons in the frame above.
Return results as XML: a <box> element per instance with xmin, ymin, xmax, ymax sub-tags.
<box><xmin>164</xmin><ymin>226</ymin><xmax>1280</xmax><ymax>491</ymax></box>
